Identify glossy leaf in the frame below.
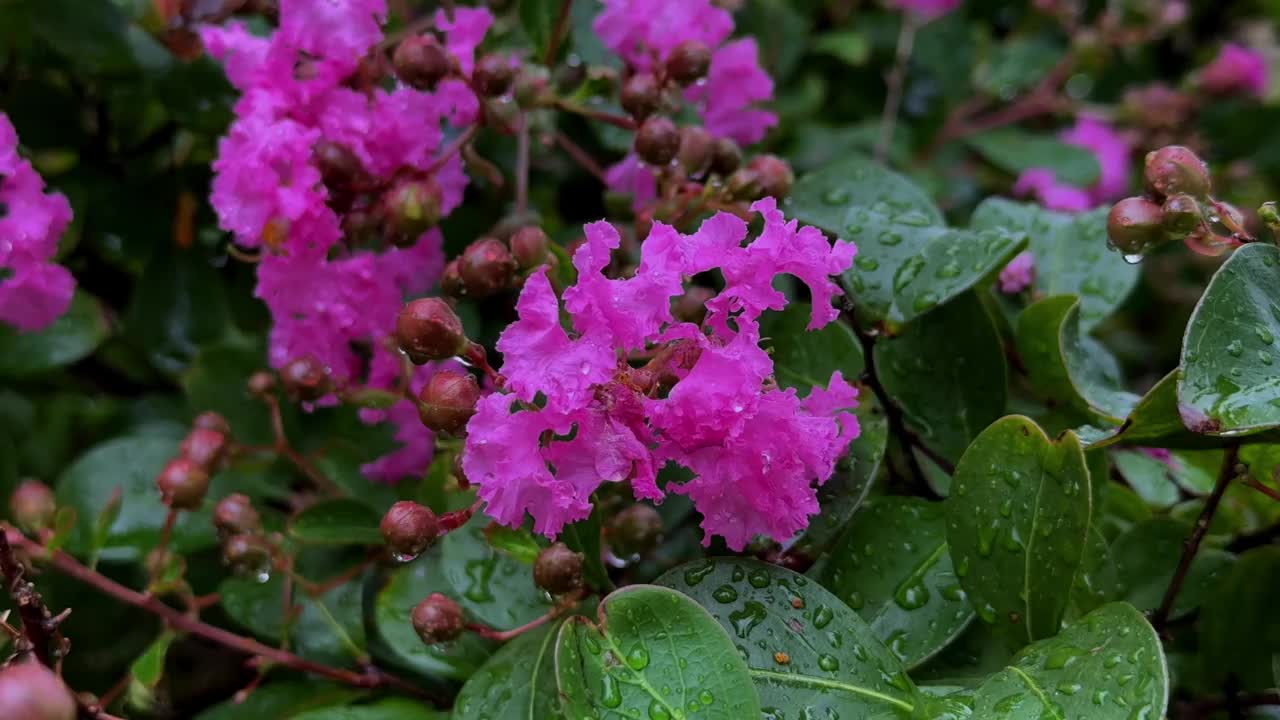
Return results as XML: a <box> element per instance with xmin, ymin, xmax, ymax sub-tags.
<box><xmin>760</xmin><ymin>301</ymin><xmax>865</xmax><ymax>388</ymax></box>
<box><xmin>818</xmin><ymin>497</ymin><xmax>974</xmax><ymax>668</ymax></box>
<box><xmin>965</xmin><ymin>128</ymin><xmax>1100</xmax><ymax>188</ymax></box>
<box><xmin>555</xmin><ymin>585</ymin><xmax>759</xmax><ymax>720</ymax></box>
<box><xmin>124</xmin><ymin>244</ymin><xmax>230</xmax><ymax>374</ymax></box>
<box><xmin>788</xmin><ymin>156</ymin><xmax>1025</xmax><ymax>328</ymax></box>
<box><xmin>1110</xmin><ymin>450</ymin><xmax>1180</xmax><ymax>508</ymax></box>
<box><xmin>1199</xmin><ymin>547</ymin><xmax>1280</xmax><ymax>692</ymax></box>
<box><xmin>194</xmin><ymin>681</ymin><xmax>364</xmax><ymax>720</ymax></box>
<box><xmin>1075</xmin><ymin>370</ymin><xmax>1236</xmax><ymax>450</ymax></box>
<box><xmin>289</xmin><ymin>499</ymin><xmax>384</xmax><ymax>546</ymax></box>
<box><xmin>454</xmin><ymin>620</ymin><xmax>565</xmax><ymax>720</ymax></box>
<box><xmin>130</xmin><ymin>632</ymin><xmax>174</xmax><ymax>688</ymax></box>
<box><xmin>519</xmin><ymin>0</ymin><xmax>565</xmax><ymax>59</ymax></box>
<box><xmin>292</xmin><ymin>698</ymin><xmax>445</xmax><ymax>720</ymax></box>
<box><xmin>946</xmin><ymin>416</ymin><xmax>1091</xmax><ymax>648</ymax></box>
<box><xmin>439</xmin><ymin>514</ymin><xmax>552</xmax><ymax>629</ymax></box>
<box><xmin>656</xmin><ymin>558</ymin><xmax>922</xmax><ymax>719</ymax></box>
<box><xmin>0</xmin><ymin>292</ymin><xmax>109</xmax><ymax>377</ymax></box>
<box><xmin>875</xmin><ymin>291</ymin><xmax>1007</xmax><ymax>462</ymax></box>
<box><xmin>972</xmin><ymin>39</ymin><xmax>1066</xmax><ymax>101</ymax></box>
<box><xmin>219</xmin><ymin>567</ymin><xmax>368</xmax><ymax>667</ymax></box>
<box><xmin>967</xmin><ymin>602</ymin><xmax>1167</xmax><ymax>719</ymax></box>
<box><xmin>1179</xmin><ymin>242</ymin><xmax>1280</xmax><ymax>435</ymax></box>
<box><xmin>1105</xmin><ymin>517</ymin><xmax>1234</xmax><ymax>619</ymax></box>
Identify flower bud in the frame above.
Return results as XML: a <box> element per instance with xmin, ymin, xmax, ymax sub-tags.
<box><xmin>677</xmin><ymin>126</ymin><xmax>713</xmax><ymax>176</ymax></box>
<box><xmin>533</xmin><ymin>542</ymin><xmax>584</xmax><ymax>594</ymax></box>
<box><xmin>458</xmin><ymin>238</ymin><xmax>518</xmax><ymax>298</ymax></box>
<box><xmin>395</xmin><ymin>298</ymin><xmax>467</xmax><ymax>364</ymax></box>
<box><xmin>473</xmin><ymin>54</ymin><xmax>516</xmax><ymax>97</ymax></box>
<box><xmin>393</xmin><ymin>34</ymin><xmax>451</xmax><ymax>90</ymax></box>
<box><xmin>726</xmin><ymin>167</ymin><xmax>763</xmax><ymax>201</ymax></box>
<box><xmin>214</xmin><ymin>494</ymin><xmax>261</xmax><ymax>537</ymax></box>
<box><xmin>620</xmin><ymin>73</ymin><xmax>662</xmax><ymax>120</ymax></box>
<box><xmin>1161</xmin><ymin>193</ymin><xmax>1203</xmax><ymax>241</ymax></box>
<box><xmin>709</xmin><ymin>137</ymin><xmax>742</xmax><ymax>176</ymax></box>
<box><xmin>514</xmin><ymin>65</ymin><xmax>553</xmax><ymax>109</ymax></box>
<box><xmin>665</xmin><ymin>40</ymin><xmax>712</xmax><ymax>86</ymax></box>
<box><xmin>607</xmin><ymin>504</ymin><xmax>663</xmax><ymax>558</ymax></box>
<box><xmin>9</xmin><ymin>480</ymin><xmax>56</xmax><ymax>533</ymax></box>
<box><xmin>313</xmin><ymin>140</ymin><xmax>367</xmax><ymax>192</ymax></box>
<box><xmin>383</xmin><ymin>178</ymin><xmax>442</xmax><ymax>245</ymax></box>
<box><xmin>0</xmin><ymin>660</ymin><xmax>77</xmax><ymax>720</ymax></box>
<box><xmin>416</xmin><ymin>370</ymin><xmax>481</xmax><ymax>435</ymax></box>
<box><xmin>510</xmin><ymin>226</ymin><xmax>550</xmax><ymax>269</ymax></box>
<box><xmin>380</xmin><ymin>501</ymin><xmax>440</xmax><ymax>559</ymax></box>
<box><xmin>411</xmin><ymin>593</ymin><xmax>465</xmax><ymax>644</ymax></box>
<box><xmin>1106</xmin><ymin>196</ymin><xmax>1166</xmax><ymax>256</ymax></box>
<box><xmin>441</xmin><ymin>259</ymin><xmax>465</xmax><ymax>298</ymax></box>
<box><xmin>748</xmin><ymin>154</ymin><xmax>794</xmax><ymax>199</ymax></box>
<box><xmin>635</xmin><ymin>117</ymin><xmax>680</xmax><ymax>167</ymax></box>
<box><xmin>280</xmin><ymin>356</ymin><xmax>333</xmax><ymax>402</ymax></box>
<box><xmin>247</xmin><ymin>370</ymin><xmax>276</xmax><ymax>398</ymax></box>
<box><xmin>180</xmin><ymin>428</ymin><xmax>229</xmax><ymax>471</ymax></box>
<box><xmin>553</xmin><ymin>60</ymin><xmax>587</xmax><ymax>94</ymax></box>
<box><xmin>1144</xmin><ymin>145</ymin><xmax>1211</xmax><ymax>199</ymax></box>
<box><xmin>193</xmin><ymin>411</ymin><xmax>231</xmax><ymax>435</ymax></box>
<box><xmin>156</xmin><ymin>458</ymin><xmax>210</xmax><ymax>511</ymax></box>
<box><xmin>672</xmin><ymin>286</ymin><xmax>714</xmax><ymax>324</ymax></box>
<box><xmin>222</xmin><ymin>533</ymin><xmax>273</xmax><ymax>577</ymax></box>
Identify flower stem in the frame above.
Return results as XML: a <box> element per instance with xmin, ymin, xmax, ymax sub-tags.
<box><xmin>876</xmin><ymin>14</ymin><xmax>918</xmax><ymax>165</ymax></box>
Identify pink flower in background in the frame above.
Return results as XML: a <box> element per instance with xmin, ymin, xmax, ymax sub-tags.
<box><xmin>1014</xmin><ymin>116</ymin><xmax>1131</xmax><ymax>211</ymax></box>
<box><xmin>1137</xmin><ymin>447</ymin><xmax>1179</xmax><ymax>470</ymax></box>
<box><xmin>886</xmin><ymin>0</ymin><xmax>962</xmax><ymax>20</ymax></box>
<box><xmin>1199</xmin><ymin>43</ymin><xmax>1269</xmax><ymax>98</ymax></box>
<box><xmin>593</xmin><ymin>0</ymin><xmax>733</xmax><ymax>71</ymax></box>
<box><xmin>688</xmin><ymin>38</ymin><xmax>776</xmax><ymax>145</ymax></box>
<box><xmin>0</xmin><ymin>112</ymin><xmax>75</xmax><ymax>332</ymax></box>
<box><xmin>463</xmin><ymin>201</ymin><xmax>859</xmax><ymax>549</ymax></box>
<box><xmin>998</xmin><ymin>251</ymin><xmax>1035</xmax><ymax>294</ymax></box>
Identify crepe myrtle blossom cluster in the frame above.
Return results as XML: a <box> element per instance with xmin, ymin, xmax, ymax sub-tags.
<box><xmin>886</xmin><ymin>0</ymin><xmax>962</xmax><ymax>20</ymax></box>
<box><xmin>0</xmin><ymin>112</ymin><xmax>75</xmax><ymax>333</ymax></box>
<box><xmin>444</xmin><ymin>199</ymin><xmax>860</xmax><ymax>551</ymax></box>
<box><xmin>200</xmin><ymin>0</ymin><xmax>503</xmax><ymax>481</ymax></box>
<box><xmin>1198</xmin><ymin>43</ymin><xmax>1269</xmax><ymax>98</ymax></box>
<box><xmin>1014</xmin><ymin>115</ymin><xmax>1132</xmax><ymax>213</ymax></box>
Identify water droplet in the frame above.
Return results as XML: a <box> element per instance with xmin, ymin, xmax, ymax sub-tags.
<box><xmin>886</xmin><ymin>630</ymin><xmax>908</xmax><ymax>659</ymax></box>
<box><xmin>823</xmin><ymin>188</ymin><xmax>851</xmax><ymax>205</ymax></box>
<box><xmin>817</xmin><ymin>654</ymin><xmax>840</xmax><ymax>672</ymax></box>
<box><xmin>1226</xmin><ymin>339</ymin><xmax>1244</xmax><ymax>357</ymax></box>
<box><xmin>1122</xmin><ymin>253</ymin><xmax>1144</xmax><ymax>265</ymax></box>
<box><xmin>893</xmin><ymin>580</ymin><xmax>930</xmax><ymax>610</ymax></box>
<box><xmin>648</xmin><ymin>699</ymin><xmax>670</xmax><ymax>720</ymax></box>
<box><xmin>728</xmin><ymin>601</ymin><xmax>767</xmax><ymax>639</ymax></box>
<box><xmin>390</xmin><ymin>551</ymin><xmax>419</xmax><ymax>563</ymax></box>
<box><xmin>941</xmin><ymin>584</ymin><xmax>966</xmax><ymax>602</ymax></box>
<box><xmin>601</xmin><ymin>674</ymin><xmax>622</xmax><ymax>708</ymax></box>
<box><xmin>845</xmin><ymin>590</ymin><xmax>864</xmax><ymax>609</ymax></box>
<box><xmin>977</xmin><ymin>521</ymin><xmax>997</xmax><ymax>557</ymax></box>
<box><xmin>585</xmin><ymin>635</ymin><xmax>602</xmax><ymax>654</ymax></box>
<box><xmin>683</xmin><ymin>560</ymin><xmax>715</xmax><ymax>586</ymax></box>
<box><xmin>878</xmin><ymin>230</ymin><xmax>904</xmax><ymax>246</ymax></box>
<box><xmin>912</xmin><ymin>291</ymin><xmax>939</xmax><ymax>313</ymax></box>
<box><xmin>712</xmin><ymin>585</ymin><xmax>738</xmax><ymax>603</ymax></box>
<box><xmin>936</xmin><ymin>261</ymin><xmax>962</xmax><ymax>279</ymax></box>
<box><xmin>1056</xmin><ymin>682</ymin><xmax>1082</xmax><ymax>696</ymax></box>
<box><xmin>747</xmin><ymin>569</ymin><xmax>770</xmax><ymax>588</ymax></box>
<box><xmin>893</xmin><ymin>256</ymin><xmax>926</xmax><ymax>292</ymax></box>
<box><xmin>1043</xmin><ymin>645</ymin><xmax>1084</xmax><ymax>670</ymax></box>
<box><xmin>896</xmin><ymin>210</ymin><xmax>933</xmax><ymax>226</ymax></box>
<box><xmin>627</xmin><ymin>646</ymin><xmax>650</xmax><ymax>670</ymax></box>
<box><xmin>845</xmin><ymin>223</ymin><xmax>864</xmax><ymax>235</ymax></box>
<box><xmin>955</xmin><ymin>555</ymin><xmax>970</xmax><ymax>578</ymax></box>
<box><xmin>813</xmin><ymin>605</ymin><xmax>834</xmax><ymax>629</ymax></box>
<box><xmin>976</xmin><ymin>603</ymin><xmax>997</xmax><ymax>624</ymax></box>
<box><xmin>998</xmin><ymin>499</ymin><xmax>1013</xmax><ymax>518</ymax></box>
<box><xmin>855</xmin><ymin>255</ymin><xmax>880</xmax><ymax>271</ymax></box>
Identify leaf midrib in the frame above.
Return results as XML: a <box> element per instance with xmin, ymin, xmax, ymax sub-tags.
<box><xmin>1008</xmin><ymin>666</ymin><xmax>1065</xmax><ymax>720</ymax></box>
<box><xmin>748</xmin><ymin>669</ymin><xmax>915</xmax><ymax>712</ymax></box>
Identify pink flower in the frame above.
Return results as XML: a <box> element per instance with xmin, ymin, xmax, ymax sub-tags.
<box><xmin>604</xmin><ymin>154</ymin><xmax>658</xmax><ymax>210</ymax></box>
<box><xmin>1013</xmin><ymin>116</ymin><xmax>1131</xmax><ymax>211</ymax></box>
<box><xmin>1199</xmin><ymin>43</ymin><xmax>1269</xmax><ymax>98</ymax></box>
<box><xmin>463</xmin><ymin>202</ymin><xmax>859</xmax><ymax>549</ymax></box>
<box><xmin>886</xmin><ymin>0</ymin><xmax>962</xmax><ymax>19</ymax></box>
<box><xmin>434</xmin><ymin>6</ymin><xmax>493</xmax><ymax>77</ymax></box>
<box><xmin>0</xmin><ymin>113</ymin><xmax>75</xmax><ymax>332</ymax></box>
<box><xmin>687</xmin><ymin>38</ymin><xmax>777</xmax><ymax>145</ymax></box>
<box><xmin>998</xmin><ymin>251</ymin><xmax>1035</xmax><ymax>294</ymax></box>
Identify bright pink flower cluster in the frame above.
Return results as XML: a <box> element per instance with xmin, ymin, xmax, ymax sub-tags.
<box><xmin>998</xmin><ymin>250</ymin><xmax>1035</xmax><ymax>294</ymax></box>
<box><xmin>201</xmin><ymin>0</ymin><xmax>493</xmax><ymax>481</ymax></box>
<box><xmin>595</xmin><ymin>0</ymin><xmax>776</xmax><ymax>205</ymax></box>
<box><xmin>887</xmin><ymin>0</ymin><xmax>962</xmax><ymax>20</ymax></box>
<box><xmin>0</xmin><ymin>113</ymin><xmax>75</xmax><ymax>333</ymax></box>
<box><xmin>1199</xmin><ymin>43</ymin><xmax>1269</xmax><ymax>98</ymax></box>
<box><xmin>463</xmin><ymin>199</ymin><xmax>860</xmax><ymax>550</ymax></box>
<box><xmin>1014</xmin><ymin>115</ymin><xmax>1131</xmax><ymax>212</ymax></box>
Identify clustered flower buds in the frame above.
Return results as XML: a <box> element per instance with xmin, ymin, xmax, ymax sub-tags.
<box><xmin>411</xmin><ymin>593</ymin><xmax>465</xmax><ymax>644</ymax></box>
<box><xmin>635</xmin><ymin>117</ymin><xmax>680</xmax><ymax>166</ymax></box>
<box><xmin>280</xmin><ymin>356</ymin><xmax>333</xmax><ymax>402</ymax></box>
<box><xmin>458</xmin><ymin>238</ymin><xmax>518</xmax><ymax>298</ymax></box>
<box><xmin>416</xmin><ymin>370</ymin><xmax>481</xmax><ymax>435</ymax></box>
<box><xmin>396</xmin><ymin>298</ymin><xmax>468</xmax><ymax>363</ymax></box>
<box><xmin>380</xmin><ymin>501</ymin><xmax>440</xmax><ymax>560</ymax></box>
<box><xmin>393</xmin><ymin>35</ymin><xmax>452</xmax><ymax>91</ymax></box>
<box><xmin>606</xmin><ymin>504</ymin><xmax>664</xmax><ymax>559</ymax></box>
<box><xmin>214</xmin><ymin>494</ymin><xmax>261</xmax><ymax>538</ymax></box>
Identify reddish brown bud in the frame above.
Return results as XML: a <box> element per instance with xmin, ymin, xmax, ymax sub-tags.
<box><xmin>514</xmin><ymin>65</ymin><xmax>553</xmax><ymax>109</ymax></box>
<box><xmin>620</xmin><ymin>72</ymin><xmax>662</xmax><ymax>120</ymax></box>
<box><xmin>726</xmin><ymin>167</ymin><xmax>764</xmax><ymax>201</ymax></box>
<box><xmin>677</xmin><ymin>126</ymin><xmax>713</xmax><ymax>176</ymax></box>
<box><xmin>393</xmin><ymin>34</ymin><xmax>451</xmax><ymax>90</ymax></box>
<box><xmin>396</xmin><ymin>298</ymin><xmax>467</xmax><ymax>364</ymax></box>
<box><xmin>416</xmin><ymin>370</ymin><xmax>481</xmax><ymax>435</ymax></box>
<box><xmin>9</xmin><ymin>480</ymin><xmax>56</xmax><ymax>533</ymax></box>
<box><xmin>710</xmin><ymin>137</ymin><xmax>742</xmax><ymax>176</ymax></box>
<box><xmin>458</xmin><ymin>238</ymin><xmax>518</xmax><ymax>298</ymax></box>
<box><xmin>748</xmin><ymin>154</ymin><xmax>793</xmax><ymax>199</ymax></box>
<box><xmin>222</xmin><ymin>533</ymin><xmax>273</xmax><ymax>577</ymax></box>
<box><xmin>380</xmin><ymin>501</ymin><xmax>440</xmax><ymax>559</ymax></box>
<box><xmin>156</xmin><ymin>458</ymin><xmax>210</xmax><ymax>511</ymax></box>
<box><xmin>635</xmin><ymin>117</ymin><xmax>680</xmax><ymax>166</ymax></box>
<box><xmin>673</xmin><ymin>286</ymin><xmax>715</xmax><ymax>325</ymax></box>
<box><xmin>607</xmin><ymin>504</ymin><xmax>663</xmax><ymax>558</ymax></box>
<box><xmin>441</xmin><ymin>259</ymin><xmax>465</xmax><ymax>298</ymax></box>
<box><xmin>213</xmin><ymin>493</ymin><xmax>261</xmax><ymax>537</ymax></box>
<box><xmin>1161</xmin><ymin>193</ymin><xmax>1203</xmax><ymax>240</ymax></box>
<box><xmin>313</xmin><ymin>140</ymin><xmax>367</xmax><ymax>192</ymax></box>
<box><xmin>193</xmin><ymin>411</ymin><xmax>231</xmax><ymax>435</ymax></box>
<box><xmin>280</xmin><ymin>356</ymin><xmax>333</xmax><ymax>402</ymax></box>
<box><xmin>1144</xmin><ymin>145</ymin><xmax>1211</xmax><ymax>199</ymax></box>
<box><xmin>0</xmin><ymin>660</ymin><xmax>77</xmax><ymax>720</ymax></box>
<box><xmin>180</xmin><ymin>428</ymin><xmax>229</xmax><ymax>471</ymax></box>
<box><xmin>473</xmin><ymin>54</ymin><xmax>516</xmax><ymax>97</ymax></box>
<box><xmin>411</xmin><ymin>593</ymin><xmax>465</xmax><ymax>644</ymax></box>
<box><xmin>247</xmin><ymin>370</ymin><xmax>276</xmax><ymax>398</ymax></box>
<box><xmin>533</xmin><ymin>542</ymin><xmax>584</xmax><ymax>594</ymax></box>
<box><xmin>510</xmin><ymin>226</ymin><xmax>550</xmax><ymax>269</ymax></box>
<box><xmin>665</xmin><ymin>40</ymin><xmax>711</xmax><ymax>86</ymax></box>
<box><xmin>383</xmin><ymin>177</ymin><xmax>442</xmax><ymax>244</ymax></box>
<box><xmin>1106</xmin><ymin>196</ymin><xmax>1166</xmax><ymax>257</ymax></box>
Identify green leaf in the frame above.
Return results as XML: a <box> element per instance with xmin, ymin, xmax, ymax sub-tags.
<box><xmin>1199</xmin><ymin>547</ymin><xmax>1280</xmax><ymax>692</ymax></box>
<box><xmin>875</xmin><ymin>291</ymin><xmax>1007</xmax><ymax>462</ymax></box>
<box><xmin>818</xmin><ymin>497</ymin><xmax>974</xmax><ymax>668</ymax></box>
<box><xmin>972</xmin><ymin>38</ymin><xmax>1065</xmax><ymax>99</ymax></box>
<box><xmin>0</xmin><ymin>292</ymin><xmax>109</xmax><ymax>377</ymax></box>
<box><xmin>439</xmin><ymin>515</ymin><xmax>552</xmax><ymax>630</ymax></box>
<box><xmin>1076</xmin><ymin>370</ymin><xmax>1232</xmax><ymax>450</ymax></box>
<box><xmin>812</xmin><ymin>30</ymin><xmax>870</xmax><ymax>66</ymax></box>
<box><xmin>182</xmin><ymin>339</ymin><xmax>278</xmax><ymax>446</ymax></box>
<box><xmin>788</xmin><ymin>156</ymin><xmax>1025</xmax><ymax>328</ymax></box>
<box><xmin>1110</xmin><ymin>451</ymin><xmax>1180</xmax><ymax>508</ymax></box>
<box><xmin>968</xmin><ymin>603</ymin><xmax>1167</xmax><ymax>719</ymax></box>
<box><xmin>88</xmin><ymin>486</ymin><xmax>124</xmax><ymax>569</ymax></box>
<box><xmin>194</xmin><ymin>680</ymin><xmax>364</xmax><ymax>720</ymax></box>
<box><xmin>561</xmin><ymin>509</ymin><xmax>611</xmax><ymax>592</ymax></box>
<box><xmin>1068</xmin><ymin>527</ymin><xmax>1117</xmax><ymax>618</ymax></box>
<box><xmin>1015</xmin><ymin>295</ymin><xmax>1139</xmax><ymax>423</ymax></box>
<box><xmin>292</xmin><ymin>698</ymin><xmax>446</xmax><ymax>720</ymax></box>
<box><xmin>656</xmin><ymin>558</ymin><xmax>922</xmax><ymax>718</ymax></box>
<box><xmin>911</xmin><ymin>623</ymin><xmax>1013</xmax><ymax>687</ymax></box>
<box><xmin>124</xmin><ymin>244</ymin><xmax>230</xmax><ymax>374</ymax></box>
<box><xmin>130</xmin><ymin>632</ymin><xmax>174</xmax><ymax>688</ymax></box>
<box><xmin>555</xmin><ymin>585</ymin><xmax>760</xmax><ymax>720</ymax></box>
<box><xmin>971</xmin><ymin>199</ymin><xmax>1138</xmax><ymax>329</ymax></box>
<box><xmin>946</xmin><ymin>416</ymin><xmax>1092</xmax><ymax>648</ymax></box>
<box><xmin>454</xmin><ymin>620</ymin><xmax>565</xmax><ymax>720</ymax></box>
<box><xmin>289</xmin><ymin>499</ymin><xmax>384</xmax><ymax>546</ymax></box>
<box><xmin>965</xmin><ymin>129</ymin><xmax>1100</xmax><ymax>187</ymax></box>
<box><xmin>1179</xmin><ymin>242</ymin><xmax>1280</xmax><ymax>435</ymax></box>
<box><xmin>1105</xmin><ymin>517</ymin><xmax>1235</xmax><ymax>620</ymax></box>
<box><xmin>519</xmin><ymin>0</ymin><xmax>565</xmax><ymax>59</ymax></box>
<box><xmin>760</xmin><ymin>302</ymin><xmax>864</xmax><ymax>389</ymax></box>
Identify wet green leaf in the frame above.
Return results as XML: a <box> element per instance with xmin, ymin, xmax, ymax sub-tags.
<box><xmin>656</xmin><ymin>558</ymin><xmax>922</xmax><ymax>719</ymax></box>
<box><xmin>0</xmin><ymin>292</ymin><xmax>109</xmax><ymax>377</ymax></box>
<box><xmin>760</xmin><ymin>302</ymin><xmax>864</xmax><ymax>389</ymax></box>
<box><xmin>818</xmin><ymin>497</ymin><xmax>974</xmax><ymax>669</ymax></box>
<box><xmin>519</xmin><ymin>0</ymin><xmax>566</xmax><ymax>59</ymax></box>
<box><xmin>1110</xmin><ymin>450</ymin><xmax>1180</xmax><ymax>508</ymax></box>
<box><xmin>289</xmin><ymin>499</ymin><xmax>384</xmax><ymax>546</ymax></box>
<box><xmin>946</xmin><ymin>416</ymin><xmax>1091</xmax><ymax>648</ymax></box>
<box><xmin>1105</xmin><ymin>517</ymin><xmax>1234</xmax><ymax>620</ymax></box>
<box><xmin>555</xmin><ymin>585</ymin><xmax>760</xmax><ymax>720</ymax></box>
<box><xmin>130</xmin><ymin>632</ymin><xmax>173</xmax><ymax>688</ymax></box>
<box><xmin>292</xmin><ymin>698</ymin><xmax>446</xmax><ymax>720</ymax></box>
<box><xmin>454</xmin><ymin>620</ymin><xmax>565</xmax><ymax>720</ymax></box>
<box><xmin>1199</xmin><ymin>547</ymin><xmax>1280</xmax><ymax>692</ymax></box>
<box><xmin>439</xmin><ymin>514</ymin><xmax>552</xmax><ymax>630</ymax></box>
<box><xmin>193</xmin><ymin>681</ymin><xmax>364</xmax><ymax>720</ymax></box>
<box><xmin>965</xmin><ymin>129</ymin><xmax>1100</xmax><ymax>188</ymax></box>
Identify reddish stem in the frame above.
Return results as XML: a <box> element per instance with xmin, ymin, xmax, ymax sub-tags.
<box><xmin>542</xmin><ymin>0</ymin><xmax>574</xmax><ymax>66</ymax></box>
<box><xmin>553</xmin><ymin>99</ymin><xmax>636</xmax><ymax>130</ymax></box>
<box><xmin>550</xmin><ymin>131</ymin><xmax>607</xmax><ymax>182</ymax></box>
<box><xmin>465</xmin><ymin>589</ymin><xmax>585</xmax><ymax>642</ymax></box>
<box><xmin>1243</xmin><ymin>476</ymin><xmax>1280</xmax><ymax>503</ymax></box>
